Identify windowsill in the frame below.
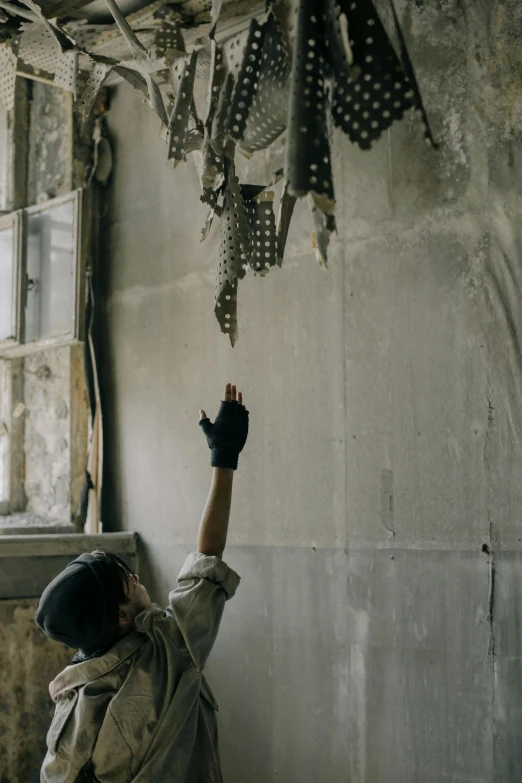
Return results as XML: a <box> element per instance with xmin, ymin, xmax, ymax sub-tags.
<box><xmin>0</xmin><ymin>336</ymin><xmax>83</xmax><ymax>359</ymax></box>
<box><xmin>0</xmin><ymin>531</ymin><xmax>139</xmax><ymax>599</ymax></box>
<box><xmin>0</xmin><ymin>512</ymin><xmax>76</xmax><ymax>535</ymax></box>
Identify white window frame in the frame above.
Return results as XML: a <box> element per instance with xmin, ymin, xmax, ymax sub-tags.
<box><xmin>0</xmin><ymin>210</ymin><xmax>22</xmax><ymax>351</ymax></box>
<box><xmin>0</xmin><ymin>188</ymin><xmax>88</xmax><ymax>358</ymax></box>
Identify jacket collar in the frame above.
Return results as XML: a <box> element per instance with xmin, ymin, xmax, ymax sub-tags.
<box><xmin>49</xmin><ymin>631</ymin><xmax>147</xmax><ymax>702</ymax></box>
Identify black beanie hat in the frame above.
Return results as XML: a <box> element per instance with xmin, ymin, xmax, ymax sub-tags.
<box><xmin>35</xmin><ymin>553</ymin><xmax>123</xmax><ymax>653</ymax></box>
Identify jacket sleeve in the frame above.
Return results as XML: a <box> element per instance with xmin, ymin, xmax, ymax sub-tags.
<box><xmin>163</xmin><ymin>552</ymin><xmax>240</xmax><ymax>671</ymax></box>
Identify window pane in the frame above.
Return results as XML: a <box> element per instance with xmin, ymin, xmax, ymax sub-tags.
<box><xmin>0</xmin><ymin>226</ymin><xmax>15</xmax><ymax>341</ymax></box>
<box><xmin>25</xmin><ymin>200</ymin><xmax>75</xmax><ymax>342</ymax></box>
<box><xmin>0</xmin><ymin>100</ymin><xmax>8</xmax><ymax>212</ymax></box>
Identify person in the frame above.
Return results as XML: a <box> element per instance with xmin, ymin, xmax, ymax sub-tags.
<box><xmin>35</xmin><ymin>383</ymin><xmax>249</xmax><ymax>783</ymax></box>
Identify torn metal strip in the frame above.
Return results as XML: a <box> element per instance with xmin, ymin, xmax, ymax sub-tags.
<box><xmin>18</xmin><ymin>0</ymin><xmax>75</xmax><ymax>51</ymax></box>
<box><xmin>308</xmin><ymin>193</ymin><xmax>336</xmax><ymax>267</ymax></box>
<box><xmin>230</xmin><ymin>13</ymin><xmax>290</xmax><ymax>154</ymax></box>
<box><xmin>76</xmin><ymin>62</ymin><xmax>113</xmax><ymax>121</ymax></box>
<box><xmin>53</xmin><ymin>49</ymin><xmax>79</xmax><ymax>95</ymax></box>
<box><xmin>214</xmin><ymin>166</ymin><xmax>250</xmax><ymax>346</ymax></box>
<box><xmin>199</xmin><ymin>42</ymin><xmax>226</xmax><ymax>207</ymax></box>
<box><xmin>18</xmin><ymin>23</ymin><xmax>63</xmax><ymax>75</ymax></box>
<box><xmin>284</xmin><ymin>0</ymin><xmax>335</xmax><ymax>212</ymax></box>
<box><xmin>242</xmin><ymin>185</ymin><xmax>277</xmax><ymax>275</ymax></box>
<box><xmin>211</xmin><ymin>72</ymin><xmax>235</xmax><ymax>157</ymax></box>
<box><xmin>152</xmin><ymin>20</ymin><xmax>184</xmax><ymax>59</ymax></box>
<box><xmin>276</xmin><ymin>179</ymin><xmax>297</xmax><ymax>266</ymax></box>
<box><xmin>205</xmin><ymin>40</ymin><xmax>226</xmax><ymax>125</ymax></box>
<box><xmin>0</xmin><ymin>41</ymin><xmax>18</xmax><ymax>111</ymax></box>
<box><xmin>167</xmin><ymin>49</ymin><xmax>198</xmax><ymax>162</ymax></box>
<box><xmin>328</xmin><ymin>0</ymin><xmax>416</xmax><ymax>150</ymax></box>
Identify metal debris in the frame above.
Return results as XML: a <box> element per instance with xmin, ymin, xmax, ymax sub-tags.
<box><xmin>167</xmin><ymin>50</ymin><xmax>198</xmax><ymax>163</ymax></box>
<box><xmin>0</xmin><ymin>41</ymin><xmax>17</xmax><ymax>111</ymax></box>
<box><xmin>276</xmin><ymin>180</ymin><xmax>297</xmax><ymax>267</ymax></box>
<box><xmin>284</xmin><ymin>0</ymin><xmax>335</xmax><ymax>213</ymax></box>
<box><xmin>328</xmin><ymin>0</ymin><xmax>419</xmax><ymax>150</ymax></box>
<box><xmin>229</xmin><ymin>13</ymin><xmax>290</xmax><ymax>154</ymax></box>
<box><xmin>0</xmin><ymin>0</ymin><xmax>437</xmax><ymax>344</ymax></box>
<box><xmin>53</xmin><ymin>50</ymin><xmax>79</xmax><ymax>96</ymax></box>
<box><xmin>215</xmin><ymin>165</ymin><xmax>250</xmax><ymax>346</ymax></box>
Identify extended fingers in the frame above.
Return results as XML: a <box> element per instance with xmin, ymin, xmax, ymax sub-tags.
<box><xmin>224</xmin><ymin>383</ymin><xmax>245</xmax><ymax>406</ymax></box>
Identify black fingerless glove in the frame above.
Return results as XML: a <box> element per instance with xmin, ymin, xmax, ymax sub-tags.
<box><xmin>199</xmin><ymin>401</ymin><xmax>249</xmax><ymax>470</ymax></box>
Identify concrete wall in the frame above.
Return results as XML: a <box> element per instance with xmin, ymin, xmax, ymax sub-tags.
<box><xmin>0</xmin><ymin>345</ymin><xmax>89</xmax><ymax>525</ymax></box>
<box><xmin>98</xmin><ymin>2</ymin><xmax>522</xmax><ymax>780</ymax></box>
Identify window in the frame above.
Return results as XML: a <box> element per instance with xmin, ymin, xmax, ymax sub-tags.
<box><xmin>0</xmin><ymin>189</ymin><xmax>87</xmax><ymax>356</ymax></box>
<box><xmin>0</xmin><ymin>212</ymin><xmax>20</xmax><ymax>347</ymax></box>
<box><xmin>0</xmin><ymin>360</ymin><xmax>10</xmax><ymax>515</ymax></box>
<box><xmin>0</xmin><ymin>100</ymin><xmax>9</xmax><ymax>212</ymax></box>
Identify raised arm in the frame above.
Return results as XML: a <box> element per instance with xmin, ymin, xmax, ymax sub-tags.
<box><xmin>198</xmin><ymin>383</ymin><xmax>248</xmax><ymax>559</ymax></box>
<box><xmin>197</xmin><ymin>468</ymin><xmax>234</xmax><ymax>558</ymax></box>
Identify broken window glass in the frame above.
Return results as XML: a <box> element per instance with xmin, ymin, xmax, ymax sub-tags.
<box><xmin>25</xmin><ymin>198</ymin><xmax>76</xmax><ymax>342</ymax></box>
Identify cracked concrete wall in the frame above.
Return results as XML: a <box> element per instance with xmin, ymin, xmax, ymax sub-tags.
<box><xmin>23</xmin><ymin>345</ymin><xmax>88</xmax><ymax>524</ymax></box>
<box><xmin>97</xmin><ymin>1</ymin><xmax>522</xmax><ymax>780</ymax></box>
<box><xmin>27</xmin><ymin>82</ymin><xmax>72</xmax><ymax>206</ymax></box>
<box><xmin>0</xmin><ymin>599</ymin><xmax>72</xmax><ymax>783</ymax></box>
<box><xmin>23</xmin><ymin>348</ymin><xmax>72</xmax><ymax>521</ymax></box>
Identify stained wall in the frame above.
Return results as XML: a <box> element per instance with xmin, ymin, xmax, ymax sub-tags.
<box><xmin>98</xmin><ymin>2</ymin><xmax>522</xmax><ymax>780</ymax></box>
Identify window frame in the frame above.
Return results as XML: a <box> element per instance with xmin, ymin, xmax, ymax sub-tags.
<box><xmin>0</xmin><ymin>210</ymin><xmax>23</xmax><ymax>351</ymax></box>
<box><xmin>0</xmin><ymin>188</ymin><xmax>88</xmax><ymax>358</ymax></box>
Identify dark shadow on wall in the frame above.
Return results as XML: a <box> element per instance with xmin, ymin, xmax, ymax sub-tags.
<box><xmin>92</xmin><ymin>118</ymin><xmax>124</xmax><ymax>535</ymax></box>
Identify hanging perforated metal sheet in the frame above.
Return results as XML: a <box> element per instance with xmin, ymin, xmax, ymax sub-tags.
<box><xmin>77</xmin><ymin>62</ymin><xmax>113</xmax><ymax>120</ymax></box>
<box><xmin>215</xmin><ymin>165</ymin><xmax>250</xmax><ymax>346</ymax></box>
<box><xmin>54</xmin><ymin>50</ymin><xmax>79</xmax><ymax>95</ymax></box>
<box><xmin>284</xmin><ymin>0</ymin><xmax>335</xmax><ymax>214</ymax></box>
<box><xmin>328</xmin><ymin>0</ymin><xmax>417</xmax><ymax>149</ymax></box>
<box><xmin>201</xmin><ymin>42</ymin><xmax>226</xmax><ymax>216</ymax></box>
<box><xmin>214</xmin><ymin>170</ymin><xmax>279</xmax><ymax>344</ymax></box>
<box><xmin>227</xmin><ymin>12</ymin><xmax>290</xmax><ymax>154</ymax></box>
<box><xmin>211</xmin><ymin>72</ymin><xmax>235</xmax><ymax>158</ymax></box>
<box><xmin>241</xmin><ymin>185</ymin><xmax>277</xmax><ymax>275</ymax></box>
<box><xmin>167</xmin><ymin>50</ymin><xmax>198</xmax><ymax>162</ymax></box>
<box><xmin>0</xmin><ymin>42</ymin><xmax>17</xmax><ymax>112</ymax></box>
<box><xmin>18</xmin><ymin>23</ymin><xmax>63</xmax><ymax>74</ymax></box>
<box><xmin>153</xmin><ymin>20</ymin><xmax>184</xmax><ymax>58</ymax></box>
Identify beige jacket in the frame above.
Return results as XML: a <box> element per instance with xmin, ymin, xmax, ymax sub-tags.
<box><xmin>41</xmin><ymin>553</ymin><xmax>240</xmax><ymax>783</ymax></box>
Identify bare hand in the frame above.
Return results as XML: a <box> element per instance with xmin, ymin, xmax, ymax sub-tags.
<box><xmin>200</xmin><ymin>383</ymin><xmax>245</xmax><ymax>421</ymax></box>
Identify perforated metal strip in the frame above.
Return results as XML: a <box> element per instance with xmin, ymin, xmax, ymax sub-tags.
<box><xmin>215</xmin><ymin>166</ymin><xmax>250</xmax><ymax>346</ymax></box>
<box><xmin>76</xmin><ymin>62</ymin><xmax>113</xmax><ymax>121</ymax></box>
<box><xmin>241</xmin><ymin>185</ymin><xmax>277</xmax><ymax>275</ymax></box>
<box><xmin>211</xmin><ymin>72</ymin><xmax>235</xmax><ymax>158</ymax></box>
<box><xmin>18</xmin><ymin>23</ymin><xmax>63</xmax><ymax>75</ymax></box>
<box><xmin>201</xmin><ymin>42</ymin><xmax>226</xmax><ymax>211</ymax></box>
<box><xmin>329</xmin><ymin>0</ymin><xmax>416</xmax><ymax>150</ymax></box>
<box><xmin>230</xmin><ymin>13</ymin><xmax>290</xmax><ymax>154</ymax></box>
<box><xmin>54</xmin><ymin>50</ymin><xmax>79</xmax><ymax>95</ymax></box>
<box><xmin>167</xmin><ymin>50</ymin><xmax>198</xmax><ymax>162</ymax></box>
<box><xmin>0</xmin><ymin>42</ymin><xmax>17</xmax><ymax>112</ymax></box>
<box><xmin>284</xmin><ymin>0</ymin><xmax>335</xmax><ymax>212</ymax></box>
